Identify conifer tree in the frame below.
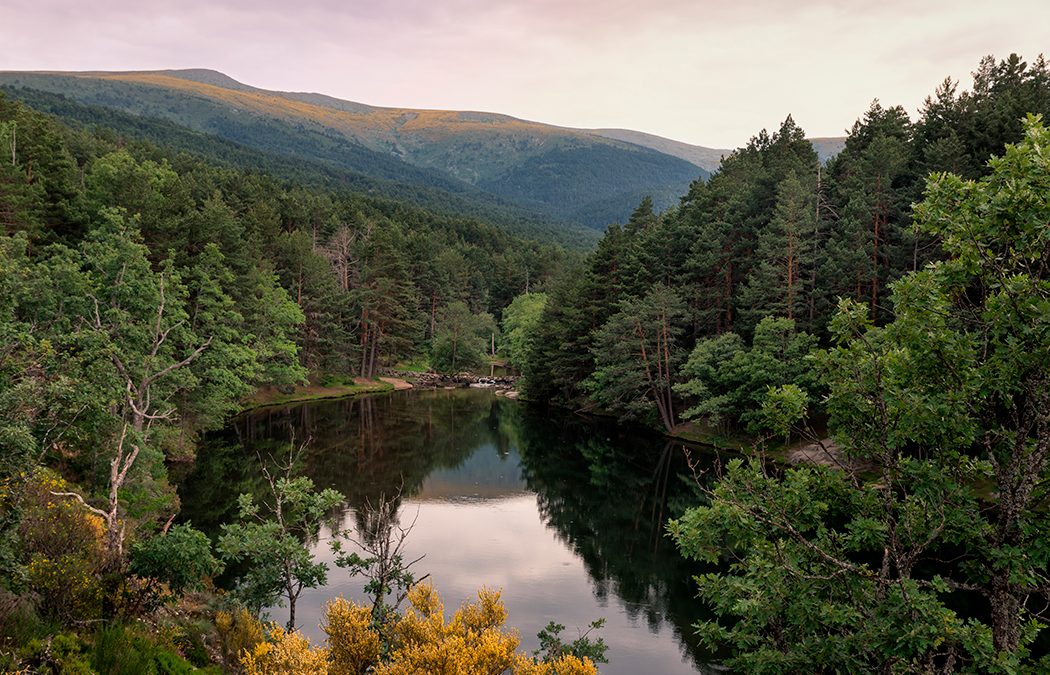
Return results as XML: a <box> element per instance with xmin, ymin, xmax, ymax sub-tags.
<box><xmin>737</xmin><ymin>173</ymin><xmax>817</xmax><ymax>331</ymax></box>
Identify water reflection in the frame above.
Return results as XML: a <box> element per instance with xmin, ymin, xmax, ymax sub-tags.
<box><xmin>178</xmin><ymin>389</ymin><xmax>721</xmax><ymax>674</ymax></box>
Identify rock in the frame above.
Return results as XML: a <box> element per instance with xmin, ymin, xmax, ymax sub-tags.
<box><xmin>382</xmin><ymin>368</ymin><xmax>518</xmax><ymax>391</ymax></box>
<box><xmin>788</xmin><ymin>439</ymin><xmax>871</xmax><ymax>473</ymax></box>
<box><xmin>788</xmin><ymin>439</ymin><xmax>841</xmax><ymax>466</ymax></box>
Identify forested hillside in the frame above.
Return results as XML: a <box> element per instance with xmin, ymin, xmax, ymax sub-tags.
<box><xmin>0</xmin><ymin>86</ymin><xmax>569</xmax><ymax>415</ymax></box>
<box><xmin>0</xmin><ymin>74</ymin><xmax>612</xmax><ymax>670</ymax></box>
<box><xmin>0</xmin><ymin>85</ymin><xmax>600</xmax><ymax>249</ymax></box>
<box><xmin>0</xmin><ymin>70</ymin><xmax>708</xmax><ymax>230</ymax></box>
<box><xmin>3</xmin><ymin>47</ymin><xmax>1050</xmax><ymax>674</ymax></box>
<box><xmin>520</xmin><ymin>53</ymin><xmax>1050</xmax><ymax>433</ymax></box>
<box><xmin>493</xmin><ymin>52</ymin><xmax>1050</xmax><ymax>671</ymax></box>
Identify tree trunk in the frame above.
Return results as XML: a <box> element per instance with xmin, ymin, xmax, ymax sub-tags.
<box><xmin>786</xmin><ymin>227</ymin><xmax>796</xmax><ymax>321</ymax></box>
<box><xmin>287</xmin><ymin>589</ymin><xmax>297</xmax><ymax>631</ymax></box>
<box><xmin>359</xmin><ymin>310</ymin><xmax>370</xmax><ymax>377</ymax></box>
<box><xmin>430</xmin><ymin>293</ymin><xmax>437</xmax><ymax>339</ymax></box>
<box><xmin>871</xmin><ymin>174</ymin><xmax>884</xmax><ymax>317</ymax></box>
<box><xmin>990</xmin><ymin>574</ymin><xmax>1021</xmax><ymax>654</ymax></box>
<box><xmin>368</xmin><ymin>325</ymin><xmax>380</xmax><ymax>378</ymax></box>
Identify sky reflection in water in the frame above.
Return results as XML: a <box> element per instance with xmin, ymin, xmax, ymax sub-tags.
<box><xmin>182</xmin><ymin>389</ymin><xmax>718</xmax><ymax>674</ymax></box>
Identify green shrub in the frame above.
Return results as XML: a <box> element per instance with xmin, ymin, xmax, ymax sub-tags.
<box><xmin>18</xmin><ymin>472</ymin><xmax>106</xmax><ymax>623</ymax></box>
<box><xmin>129</xmin><ymin>524</ymin><xmax>223</xmax><ymax>601</ymax></box>
<box><xmin>92</xmin><ymin>624</ymin><xmax>158</xmax><ymax>675</ymax></box>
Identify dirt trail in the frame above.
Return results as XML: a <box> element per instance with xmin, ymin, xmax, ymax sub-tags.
<box><xmin>379</xmin><ymin>377</ymin><xmax>413</xmax><ymax>390</ymax></box>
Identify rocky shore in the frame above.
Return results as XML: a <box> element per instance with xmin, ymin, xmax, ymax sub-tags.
<box><xmin>385</xmin><ymin>370</ymin><xmax>518</xmax><ymax>392</ymax></box>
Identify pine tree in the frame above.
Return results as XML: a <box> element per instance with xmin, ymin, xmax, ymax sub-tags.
<box><xmin>586</xmin><ymin>284</ymin><xmax>687</xmax><ymax>432</ymax></box>
<box><xmin>737</xmin><ymin>173</ymin><xmax>817</xmax><ymax>332</ymax></box>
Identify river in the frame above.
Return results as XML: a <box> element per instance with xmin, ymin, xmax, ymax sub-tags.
<box><xmin>177</xmin><ymin>388</ymin><xmax>724</xmax><ymax>674</ymax></box>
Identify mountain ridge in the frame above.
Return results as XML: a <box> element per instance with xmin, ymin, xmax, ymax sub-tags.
<box><xmin>0</xmin><ymin>68</ymin><xmax>844</xmax><ymax>232</ymax></box>
<box><xmin>155</xmin><ymin>69</ymin><xmax>845</xmax><ymax>171</ymax></box>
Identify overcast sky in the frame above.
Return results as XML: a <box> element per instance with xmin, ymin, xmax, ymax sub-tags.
<box><xmin>2</xmin><ymin>0</ymin><xmax>1048</xmax><ymax>147</ymax></box>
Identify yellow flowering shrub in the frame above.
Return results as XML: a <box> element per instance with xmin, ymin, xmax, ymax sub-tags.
<box><xmin>377</xmin><ymin>584</ymin><xmax>519</xmax><ymax>674</ymax></box>
<box><xmin>323</xmin><ymin>598</ymin><xmax>380</xmax><ymax>674</ymax></box>
<box><xmin>17</xmin><ymin>471</ymin><xmax>106</xmax><ymax>621</ymax></box>
<box><xmin>240</xmin><ymin>583</ymin><xmax>600</xmax><ymax>674</ymax></box>
<box><xmin>452</xmin><ymin>586</ymin><xmax>508</xmax><ymax>634</ymax></box>
<box><xmin>25</xmin><ymin>554</ymin><xmax>102</xmax><ymax>622</ymax></box>
<box><xmin>241</xmin><ymin>625</ymin><xmax>329</xmax><ymax>675</ymax></box>
<box><xmin>17</xmin><ymin>471</ymin><xmax>105</xmax><ymax>560</ymax></box>
<box><xmin>216</xmin><ymin>607</ymin><xmax>265</xmax><ymax>670</ymax></box>
<box><xmin>512</xmin><ymin>653</ymin><xmax>599</xmax><ymax>675</ymax></box>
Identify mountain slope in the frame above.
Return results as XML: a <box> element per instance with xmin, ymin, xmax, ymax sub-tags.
<box><xmin>590</xmin><ymin>128</ymin><xmax>731</xmax><ymax>173</ymax></box>
<box><xmin>0</xmin><ymin>85</ymin><xmax>599</xmax><ymax>249</ymax></box>
<box><xmin>808</xmin><ymin>136</ymin><xmax>847</xmax><ymax>163</ymax></box>
<box><xmin>593</xmin><ymin>127</ymin><xmax>846</xmax><ymax>171</ymax></box>
<box><xmin>0</xmin><ymin>70</ymin><xmax>708</xmax><ymax>230</ymax></box>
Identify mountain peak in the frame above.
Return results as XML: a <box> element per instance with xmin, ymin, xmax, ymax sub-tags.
<box><xmin>159</xmin><ymin>68</ymin><xmax>254</xmax><ymax>91</ymax></box>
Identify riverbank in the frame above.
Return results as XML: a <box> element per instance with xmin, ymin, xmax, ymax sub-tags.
<box><xmin>386</xmin><ymin>370</ymin><xmax>518</xmax><ymax>390</ymax></box>
<box><xmin>667</xmin><ymin>421</ymin><xmax>755</xmax><ymax>451</ymax></box>
<box><xmin>242</xmin><ymin>370</ymin><xmax>519</xmax><ymax>412</ymax></box>
<box><xmin>241</xmin><ymin>378</ymin><xmax>396</xmax><ymax>410</ymax></box>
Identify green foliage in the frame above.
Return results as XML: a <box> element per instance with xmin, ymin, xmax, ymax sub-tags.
<box><xmin>129</xmin><ymin>524</ymin><xmax>222</xmax><ymax>598</ymax></box>
<box><xmin>676</xmin><ymin>316</ymin><xmax>818</xmax><ymax>434</ymax></box>
<box><xmin>735</xmin><ymin>172</ymin><xmax>818</xmax><ymax>331</ymax></box>
<box><xmin>218</xmin><ymin>449</ymin><xmax>344</xmax><ymax>628</ymax></box>
<box><xmin>93</xmin><ymin>624</ymin><xmax>164</xmax><ymax>675</ymax></box>
<box><xmin>534</xmin><ymin>619</ymin><xmax>609</xmax><ymax>665</ymax></box>
<box><xmin>92</xmin><ymin>623</ymin><xmax>209</xmax><ymax>675</ymax></box>
<box><xmin>760</xmin><ymin>383</ymin><xmax>809</xmax><ymax>440</ymax></box>
<box><xmin>520</xmin><ymin>54</ymin><xmax>1050</xmax><ymax>440</ymax></box>
<box><xmin>34</xmin><ymin>631</ymin><xmax>94</xmax><ymax>674</ymax></box>
<box><xmin>500</xmin><ymin>292</ymin><xmax>547</xmax><ymax>372</ymax></box>
<box><xmin>670</xmin><ymin>115</ymin><xmax>1050</xmax><ymax>671</ymax></box>
<box><xmin>586</xmin><ymin>284</ymin><xmax>687</xmax><ymax>431</ymax></box>
<box><xmin>431</xmin><ymin>301</ymin><xmax>495</xmax><ymax>373</ymax></box>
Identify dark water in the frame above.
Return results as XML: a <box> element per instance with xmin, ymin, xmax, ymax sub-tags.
<box><xmin>178</xmin><ymin>388</ymin><xmax>723</xmax><ymax>674</ymax></box>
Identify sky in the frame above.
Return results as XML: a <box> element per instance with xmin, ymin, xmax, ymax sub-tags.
<box><xmin>2</xmin><ymin>0</ymin><xmax>1049</xmax><ymax>148</ymax></box>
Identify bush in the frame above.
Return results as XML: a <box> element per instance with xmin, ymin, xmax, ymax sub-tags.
<box><xmin>92</xmin><ymin>624</ymin><xmax>158</xmax><ymax>675</ymax></box>
<box><xmin>17</xmin><ymin>471</ymin><xmax>106</xmax><ymax>623</ymax></box>
<box><xmin>323</xmin><ymin>598</ymin><xmax>379</xmax><ymax>672</ymax></box>
<box><xmin>91</xmin><ymin>623</ymin><xmax>207</xmax><ymax>675</ymax></box>
<box><xmin>241</xmin><ymin>625</ymin><xmax>328</xmax><ymax>675</ymax></box>
<box><xmin>240</xmin><ymin>583</ymin><xmax>600</xmax><ymax>674</ymax></box>
<box><xmin>43</xmin><ymin>632</ymin><xmax>94</xmax><ymax>674</ymax></box>
<box><xmin>215</xmin><ymin>607</ymin><xmax>264</xmax><ymax>671</ymax></box>
<box><xmin>129</xmin><ymin>523</ymin><xmax>223</xmax><ymax>601</ymax></box>
<box><xmin>0</xmin><ymin>589</ymin><xmax>53</xmax><ymax>652</ymax></box>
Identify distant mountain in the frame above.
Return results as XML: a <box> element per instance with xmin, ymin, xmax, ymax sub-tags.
<box><xmin>2</xmin><ymin>86</ymin><xmax>600</xmax><ymax>249</ymax></box>
<box><xmin>590</xmin><ymin>128</ymin><xmax>731</xmax><ymax>173</ymax></box>
<box><xmin>594</xmin><ymin>127</ymin><xmax>846</xmax><ymax>171</ymax></box>
<box><xmin>0</xmin><ymin>69</ymin><xmax>846</xmax><ymax>236</ymax></box>
<box><xmin>808</xmin><ymin>136</ymin><xmax>848</xmax><ymax>163</ymax></box>
<box><xmin>0</xmin><ymin>69</ymin><xmax>709</xmax><ymax>231</ymax></box>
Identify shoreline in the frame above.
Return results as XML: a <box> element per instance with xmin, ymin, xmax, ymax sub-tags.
<box><xmin>239</xmin><ymin>378</ymin><xmax>399</xmax><ymax>412</ymax></box>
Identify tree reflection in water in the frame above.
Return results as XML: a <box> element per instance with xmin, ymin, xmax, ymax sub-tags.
<box><xmin>177</xmin><ymin>389</ymin><xmax>726</xmax><ymax>673</ymax></box>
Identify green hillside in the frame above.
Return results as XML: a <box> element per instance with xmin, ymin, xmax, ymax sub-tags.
<box><xmin>0</xmin><ymin>85</ymin><xmax>598</xmax><ymax>249</ymax></box>
<box><xmin>592</xmin><ymin>127</ymin><xmax>846</xmax><ymax>171</ymax></box>
<box><xmin>0</xmin><ymin>70</ymin><xmax>708</xmax><ymax>230</ymax></box>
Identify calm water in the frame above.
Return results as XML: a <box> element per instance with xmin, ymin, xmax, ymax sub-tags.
<box><xmin>178</xmin><ymin>388</ymin><xmax>723</xmax><ymax>674</ymax></box>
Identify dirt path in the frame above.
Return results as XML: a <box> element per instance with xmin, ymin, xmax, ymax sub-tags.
<box><xmin>379</xmin><ymin>377</ymin><xmax>413</xmax><ymax>390</ymax></box>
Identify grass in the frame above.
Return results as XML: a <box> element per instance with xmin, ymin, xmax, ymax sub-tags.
<box><xmin>394</xmin><ymin>356</ymin><xmax>431</xmax><ymax>373</ymax></box>
<box><xmin>668</xmin><ymin>421</ymin><xmax>755</xmax><ymax>452</ymax></box>
<box><xmin>242</xmin><ymin>378</ymin><xmax>394</xmax><ymax>411</ymax></box>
